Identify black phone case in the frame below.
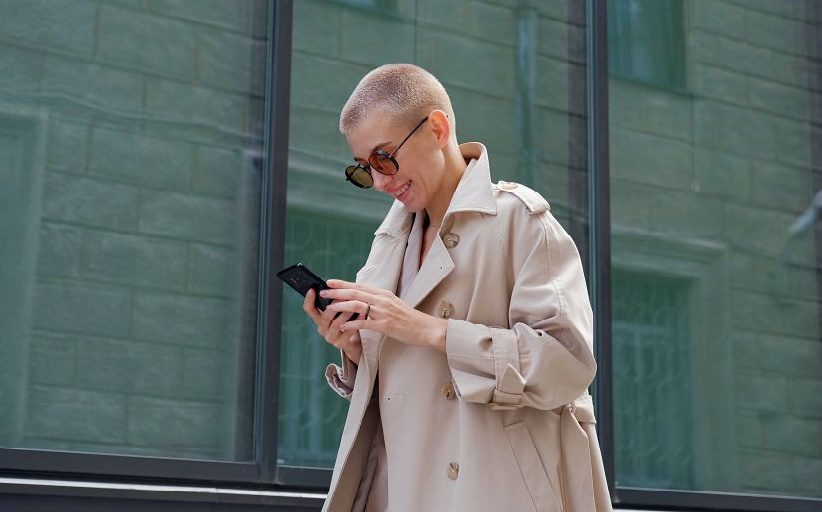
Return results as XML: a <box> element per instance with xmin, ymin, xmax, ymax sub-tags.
<box><xmin>277</xmin><ymin>263</ymin><xmax>332</xmax><ymax>311</ymax></box>
<box><xmin>276</xmin><ymin>264</ymin><xmax>359</xmax><ymax>325</ymax></box>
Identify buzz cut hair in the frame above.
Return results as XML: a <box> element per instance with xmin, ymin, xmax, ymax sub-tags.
<box><xmin>339</xmin><ymin>63</ymin><xmax>455</xmax><ymax>135</ymax></box>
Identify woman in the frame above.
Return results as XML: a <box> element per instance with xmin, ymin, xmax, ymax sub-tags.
<box><xmin>302</xmin><ymin>63</ymin><xmax>611</xmax><ymax>512</ymax></box>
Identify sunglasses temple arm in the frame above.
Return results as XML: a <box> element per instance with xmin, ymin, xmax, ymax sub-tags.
<box><xmin>389</xmin><ymin>117</ymin><xmax>428</xmax><ymax>159</ymax></box>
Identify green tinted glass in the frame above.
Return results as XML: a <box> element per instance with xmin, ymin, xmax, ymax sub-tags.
<box><xmin>282</xmin><ymin>0</ymin><xmax>590</xmax><ymax>468</ymax></box>
<box><xmin>609</xmin><ymin>0</ymin><xmax>822</xmax><ymax>499</ymax></box>
<box><xmin>0</xmin><ymin>0</ymin><xmax>266</xmax><ymax>461</ymax></box>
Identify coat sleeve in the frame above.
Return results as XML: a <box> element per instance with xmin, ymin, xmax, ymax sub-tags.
<box><xmin>325</xmin><ymin>348</ymin><xmax>358</xmax><ymax>401</ymax></box>
<box><xmin>445</xmin><ymin>209</ymin><xmax>597</xmax><ymax>411</ymax></box>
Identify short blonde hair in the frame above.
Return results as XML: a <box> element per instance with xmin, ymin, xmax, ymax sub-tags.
<box><xmin>339</xmin><ymin>63</ymin><xmax>455</xmax><ymax>135</ymax></box>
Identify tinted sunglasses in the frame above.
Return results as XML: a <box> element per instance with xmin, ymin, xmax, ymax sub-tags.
<box><xmin>344</xmin><ymin>116</ymin><xmax>429</xmax><ymax>189</ymax></box>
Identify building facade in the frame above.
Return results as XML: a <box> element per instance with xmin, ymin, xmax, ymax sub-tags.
<box><xmin>0</xmin><ymin>0</ymin><xmax>819</xmax><ymax>511</ymax></box>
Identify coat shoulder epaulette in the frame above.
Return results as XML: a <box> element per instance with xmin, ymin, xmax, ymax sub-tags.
<box><xmin>492</xmin><ymin>180</ymin><xmax>550</xmax><ymax>214</ymax></box>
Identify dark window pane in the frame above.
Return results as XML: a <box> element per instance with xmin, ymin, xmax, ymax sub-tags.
<box><xmin>610</xmin><ymin>0</ymin><xmax>822</xmax><ymax>499</ymax></box>
<box><xmin>608</xmin><ymin>0</ymin><xmax>686</xmax><ymax>90</ymax></box>
<box><xmin>281</xmin><ymin>0</ymin><xmax>589</xmax><ymax>469</ymax></box>
<box><xmin>613</xmin><ymin>270</ymin><xmax>694</xmax><ymax>489</ymax></box>
<box><xmin>0</xmin><ymin>0</ymin><xmax>267</xmax><ymax>462</ymax></box>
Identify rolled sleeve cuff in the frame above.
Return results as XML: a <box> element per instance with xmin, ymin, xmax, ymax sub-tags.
<box><xmin>325</xmin><ymin>349</ymin><xmax>358</xmax><ymax>400</ymax></box>
<box><xmin>445</xmin><ymin>319</ymin><xmax>526</xmax><ymax>409</ymax></box>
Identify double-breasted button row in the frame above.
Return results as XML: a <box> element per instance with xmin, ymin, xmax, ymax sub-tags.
<box><xmin>437</xmin><ymin>300</ymin><xmax>454</xmax><ymax>318</ymax></box>
<box><xmin>442</xmin><ymin>232</ymin><xmax>460</xmax><ymax>249</ymax></box>
<box><xmin>447</xmin><ymin>462</ymin><xmax>460</xmax><ymax>480</ymax></box>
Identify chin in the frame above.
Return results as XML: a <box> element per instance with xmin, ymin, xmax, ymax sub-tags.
<box><xmin>403</xmin><ymin>197</ymin><xmax>427</xmax><ymax>212</ymax></box>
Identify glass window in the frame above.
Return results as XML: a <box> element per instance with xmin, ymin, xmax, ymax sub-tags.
<box><xmin>0</xmin><ymin>0</ymin><xmax>268</xmax><ymax>462</ymax></box>
<box><xmin>613</xmin><ymin>270</ymin><xmax>694</xmax><ymax>488</ymax></box>
<box><xmin>280</xmin><ymin>0</ymin><xmax>590</xmax><ymax>469</ymax></box>
<box><xmin>610</xmin><ymin>0</ymin><xmax>822</xmax><ymax>499</ymax></box>
<box><xmin>608</xmin><ymin>0</ymin><xmax>686</xmax><ymax>90</ymax></box>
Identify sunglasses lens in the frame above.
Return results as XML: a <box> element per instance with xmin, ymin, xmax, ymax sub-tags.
<box><xmin>345</xmin><ymin>166</ymin><xmax>373</xmax><ymax>188</ymax></box>
<box><xmin>368</xmin><ymin>151</ymin><xmax>398</xmax><ymax>175</ymax></box>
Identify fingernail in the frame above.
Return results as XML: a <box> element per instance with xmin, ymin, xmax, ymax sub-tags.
<box><xmin>319</xmin><ymin>290</ymin><xmax>329</xmax><ymax>297</ymax></box>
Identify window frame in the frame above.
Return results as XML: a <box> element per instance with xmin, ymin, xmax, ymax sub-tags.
<box><xmin>596</xmin><ymin>0</ymin><xmax>822</xmax><ymax>511</ymax></box>
<box><xmin>0</xmin><ymin>0</ymin><xmax>296</xmax><ymax>491</ymax></box>
<box><xmin>1</xmin><ymin>1</ymin><xmax>821</xmax><ymax>511</ymax></box>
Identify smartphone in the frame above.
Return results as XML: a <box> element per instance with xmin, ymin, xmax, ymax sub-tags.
<box><xmin>277</xmin><ymin>263</ymin><xmax>358</xmax><ymax>321</ymax></box>
<box><xmin>277</xmin><ymin>263</ymin><xmax>333</xmax><ymax>310</ymax></box>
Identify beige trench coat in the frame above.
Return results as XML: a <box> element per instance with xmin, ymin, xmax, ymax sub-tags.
<box><xmin>323</xmin><ymin>142</ymin><xmax>612</xmax><ymax>512</ymax></box>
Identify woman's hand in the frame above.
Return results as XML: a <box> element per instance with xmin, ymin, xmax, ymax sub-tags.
<box><xmin>303</xmin><ymin>288</ymin><xmax>363</xmax><ymax>365</ymax></box>
<box><xmin>319</xmin><ymin>279</ymin><xmax>448</xmax><ymax>352</ymax></box>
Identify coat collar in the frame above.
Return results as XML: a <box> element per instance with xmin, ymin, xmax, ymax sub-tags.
<box><xmin>374</xmin><ymin>142</ymin><xmax>497</xmax><ymax>237</ymax></box>
<box><xmin>357</xmin><ymin>142</ymin><xmax>498</xmax><ymax>368</ymax></box>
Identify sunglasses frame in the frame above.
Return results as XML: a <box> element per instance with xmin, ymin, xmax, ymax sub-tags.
<box><xmin>344</xmin><ymin>116</ymin><xmax>430</xmax><ymax>189</ymax></box>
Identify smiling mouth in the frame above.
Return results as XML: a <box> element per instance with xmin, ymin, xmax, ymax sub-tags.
<box><xmin>391</xmin><ymin>181</ymin><xmax>411</xmax><ymax>199</ymax></box>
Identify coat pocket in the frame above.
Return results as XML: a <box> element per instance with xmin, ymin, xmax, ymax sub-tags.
<box><xmin>504</xmin><ymin>422</ymin><xmax>562</xmax><ymax>512</ymax></box>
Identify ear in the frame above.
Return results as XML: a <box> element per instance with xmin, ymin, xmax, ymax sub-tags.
<box><xmin>427</xmin><ymin>110</ymin><xmax>451</xmax><ymax>148</ymax></box>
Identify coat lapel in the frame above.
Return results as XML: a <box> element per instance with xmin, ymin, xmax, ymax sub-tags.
<box><xmin>355</xmin><ymin>200</ymin><xmax>412</xmax><ymax>367</ymax></box>
<box><xmin>358</xmin><ymin>142</ymin><xmax>499</xmax><ymax>311</ymax></box>
<box><xmin>400</xmin><ymin>142</ymin><xmax>497</xmax><ymax>309</ymax></box>
<box><xmin>400</xmin><ymin>236</ymin><xmax>455</xmax><ymax>309</ymax></box>
<box><xmin>355</xmin><ymin>142</ymin><xmax>499</xmax><ymax>354</ymax></box>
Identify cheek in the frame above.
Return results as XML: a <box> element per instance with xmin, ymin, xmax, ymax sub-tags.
<box><xmin>410</xmin><ymin>169</ymin><xmax>432</xmax><ymax>195</ymax></box>
<box><xmin>412</xmin><ymin>152</ymin><xmax>443</xmax><ymax>186</ymax></box>
<box><xmin>405</xmin><ymin>150</ymin><xmax>444</xmax><ymax>199</ymax></box>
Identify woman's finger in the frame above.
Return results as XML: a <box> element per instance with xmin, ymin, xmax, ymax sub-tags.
<box><xmin>326</xmin><ymin>300</ymin><xmax>368</xmax><ymax>315</ymax></box>
<box><xmin>318</xmin><ymin>305</ymin><xmax>339</xmax><ymax>332</ymax></box>
<box><xmin>340</xmin><ymin>318</ymin><xmax>369</xmax><ymax>332</ymax></box>
<box><xmin>303</xmin><ymin>289</ymin><xmax>322</xmax><ymax>323</ymax></box>
<box><xmin>320</xmin><ymin>287</ymin><xmax>374</xmax><ymax>304</ymax></box>
<box><xmin>328</xmin><ymin>314</ymin><xmax>348</xmax><ymax>337</ymax></box>
<box><xmin>326</xmin><ymin>279</ymin><xmax>385</xmax><ymax>295</ymax></box>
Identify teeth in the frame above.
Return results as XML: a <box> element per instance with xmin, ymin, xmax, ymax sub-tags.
<box><xmin>396</xmin><ymin>182</ymin><xmax>410</xmax><ymax>197</ymax></box>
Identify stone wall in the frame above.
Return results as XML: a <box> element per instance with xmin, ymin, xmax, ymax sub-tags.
<box><xmin>610</xmin><ymin>0</ymin><xmax>821</xmax><ymax>496</ymax></box>
<box><xmin>0</xmin><ymin>0</ymin><xmax>267</xmax><ymax>460</ymax></box>
<box><xmin>0</xmin><ymin>0</ymin><xmax>818</xmax><ymax>497</ymax></box>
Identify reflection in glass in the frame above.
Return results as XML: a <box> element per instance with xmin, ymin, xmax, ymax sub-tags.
<box><xmin>610</xmin><ymin>0</ymin><xmax>821</xmax><ymax>498</ymax></box>
<box><xmin>281</xmin><ymin>0</ymin><xmax>589</xmax><ymax>468</ymax></box>
<box><xmin>0</xmin><ymin>0</ymin><xmax>267</xmax><ymax>461</ymax></box>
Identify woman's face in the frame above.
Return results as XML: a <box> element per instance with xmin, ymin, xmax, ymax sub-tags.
<box><xmin>345</xmin><ymin>112</ymin><xmax>446</xmax><ymax>213</ymax></box>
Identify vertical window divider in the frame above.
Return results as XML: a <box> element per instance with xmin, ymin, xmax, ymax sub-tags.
<box><xmin>586</xmin><ymin>0</ymin><xmax>614</xmax><ymax>505</ymax></box>
<box><xmin>258</xmin><ymin>0</ymin><xmax>293</xmax><ymax>485</ymax></box>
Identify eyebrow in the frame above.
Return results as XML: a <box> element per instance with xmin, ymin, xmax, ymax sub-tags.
<box><xmin>353</xmin><ymin>141</ymin><xmax>391</xmax><ymax>162</ymax></box>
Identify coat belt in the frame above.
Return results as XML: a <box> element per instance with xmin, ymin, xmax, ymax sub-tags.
<box><xmin>560</xmin><ymin>393</ymin><xmax>596</xmax><ymax>512</ymax></box>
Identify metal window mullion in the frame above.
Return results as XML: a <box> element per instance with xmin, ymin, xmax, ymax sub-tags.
<box><xmin>258</xmin><ymin>0</ymin><xmax>294</xmax><ymax>485</ymax></box>
<box><xmin>586</xmin><ymin>0</ymin><xmax>614</xmax><ymax>505</ymax></box>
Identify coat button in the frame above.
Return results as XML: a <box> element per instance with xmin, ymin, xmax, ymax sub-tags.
<box><xmin>437</xmin><ymin>300</ymin><xmax>454</xmax><ymax>319</ymax></box>
<box><xmin>447</xmin><ymin>462</ymin><xmax>460</xmax><ymax>480</ymax></box>
<box><xmin>442</xmin><ymin>232</ymin><xmax>460</xmax><ymax>249</ymax></box>
<box><xmin>441</xmin><ymin>382</ymin><xmax>456</xmax><ymax>400</ymax></box>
